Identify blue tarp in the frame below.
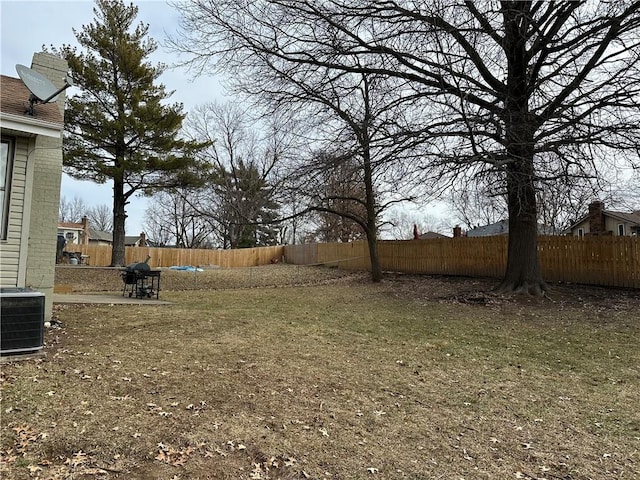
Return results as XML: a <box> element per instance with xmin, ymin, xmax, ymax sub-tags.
<box><xmin>169</xmin><ymin>266</ymin><xmax>203</xmax><ymax>272</ymax></box>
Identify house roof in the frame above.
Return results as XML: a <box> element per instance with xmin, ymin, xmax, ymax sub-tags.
<box><xmin>467</xmin><ymin>219</ymin><xmax>556</xmax><ymax>237</ymax></box>
<box><xmin>125</xmin><ymin>235</ymin><xmax>143</xmax><ymax>246</ymax></box>
<box><xmin>58</xmin><ymin>224</ymin><xmax>151</xmax><ymax>245</ymax></box>
<box><xmin>89</xmin><ymin>229</ymin><xmax>113</xmax><ymax>242</ymax></box>
<box><xmin>0</xmin><ymin>74</ymin><xmax>63</xmax><ymax>133</ymax></box>
<box><xmin>467</xmin><ymin>220</ymin><xmax>509</xmax><ymax>237</ymax></box>
<box><xmin>418</xmin><ymin>231</ymin><xmax>449</xmax><ymax>239</ymax></box>
<box><xmin>605</xmin><ymin>210</ymin><xmax>640</xmax><ymax>225</ymax></box>
<box><xmin>58</xmin><ymin>222</ymin><xmax>84</xmax><ymax>230</ymax></box>
<box><xmin>567</xmin><ymin>209</ymin><xmax>640</xmax><ymax>230</ymax></box>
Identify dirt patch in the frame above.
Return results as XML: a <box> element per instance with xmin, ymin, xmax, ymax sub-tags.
<box><xmin>376</xmin><ymin>272</ymin><xmax>639</xmax><ymax>311</ymax></box>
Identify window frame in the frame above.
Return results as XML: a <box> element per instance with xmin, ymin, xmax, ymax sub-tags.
<box><xmin>0</xmin><ymin>136</ymin><xmax>14</xmax><ymax>240</ymax></box>
<box><xmin>577</xmin><ymin>227</ymin><xmax>584</xmax><ymax>238</ymax></box>
<box><xmin>617</xmin><ymin>223</ymin><xmax>625</xmax><ymax>236</ymax></box>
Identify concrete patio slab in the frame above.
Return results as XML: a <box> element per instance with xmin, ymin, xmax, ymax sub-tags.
<box><xmin>53</xmin><ymin>293</ymin><xmax>172</xmax><ymax>305</ymax></box>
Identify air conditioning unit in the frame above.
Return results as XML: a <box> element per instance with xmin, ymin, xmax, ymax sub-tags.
<box><xmin>0</xmin><ymin>288</ymin><xmax>45</xmax><ymax>355</ymax></box>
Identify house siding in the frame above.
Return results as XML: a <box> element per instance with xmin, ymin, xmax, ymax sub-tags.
<box><xmin>0</xmin><ymin>136</ymin><xmax>29</xmax><ymax>287</ymax></box>
<box><xmin>605</xmin><ymin>216</ymin><xmax>628</xmax><ymax>235</ymax></box>
<box><xmin>571</xmin><ymin>216</ymin><xmax>637</xmax><ymax>236</ymax></box>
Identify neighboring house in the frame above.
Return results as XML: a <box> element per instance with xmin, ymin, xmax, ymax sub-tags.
<box><xmin>125</xmin><ymin>232</ymin><xmax>151</xmax><ymax>247</ymax></box>
<box><xmin>1</xmin><ymin>52</ymin><xmax>68</xmax><ymax>321</ymax></box>
<box><xmin>466</xmin><ymin>219</ymin><xmax>509</xmax><ymax>237</ymax></box>
<box><xmin>56</xmin><ymin>220</ymin><xmax>152</xmax><ymax>247</ymax></box>
<box><xmin>567</xmin><ymin>200</ymin><xmax>640</xmax><ymax>237</ymax></box>
<box><xmin>417</xmin><ymin>231</ymin><xmax>449</xmax><ymax>239</ymax></box>
<box><xmin>88</xmin><ymin>228</ymin><xmax>113</xmax><ymax>246</ymax></box>
<box><xmin>465</xmin><ymin>219</ymin><xmax>556</xmax><ymax>237</ymax></box>
<box><xmin>58</xmin><ymin>216</ymin><xmax>90</xmax><ymax>245</ymax></box>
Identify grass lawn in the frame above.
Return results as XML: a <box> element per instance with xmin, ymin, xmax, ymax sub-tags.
<box><xmin>1</xmin><ymin>268</ymin><xmax>639</xmax><ymax>479</ymax></box>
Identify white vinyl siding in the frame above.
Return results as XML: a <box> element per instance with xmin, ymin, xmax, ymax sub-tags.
<box><xmin>0</xmin><ymin>136</ymin><xmax>30</xmax><ymax>287</ymax></box>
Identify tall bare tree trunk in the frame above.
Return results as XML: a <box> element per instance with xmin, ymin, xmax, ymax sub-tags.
<box><xmin>494</xmin><ymin>3</ymin><xmax>546</xmax><ymax>295</ymax></box>
<box><xmin>362</xmin><ymin>114</ymin><xmax>383</xmax><ymax>282</ymax></box>
<box><xmin>496</xmin><ymin>156</ymin><xmax>546</xmax><ymax>294</ymax></box>
<box><xmin>366</xmin><ymin>229</ymin><xmax>382</xmax><ymax>282</ymax></box>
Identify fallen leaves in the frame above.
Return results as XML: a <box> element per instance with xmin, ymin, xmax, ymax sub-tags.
<box><xmin>1</xmin><ymin>436</ymin><xmax>111</xmax><ymax>479</ymax></box>
<box><xmin>155</xmin><ymin>443</ymin><xmax>194</xmax><ymax>467</ymax></box>
<box><xmin>11</xmin><ymin>425</ymin><xmax>41</xmax><ymax>454</ymax></box>
<box><xmin>151</xmin><ymin>439</ymin><xmax>299</xmax><ymax>477</ymax></box>
<box><xmin>145</xmin><ymin>402</ymin><xmax>175</xmax><ymax>417</ymax></box>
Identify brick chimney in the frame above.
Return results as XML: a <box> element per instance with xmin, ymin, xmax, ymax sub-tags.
<box><xmin>588</xmin><ymin>201</ymin><xmax>605</xmax><ymax>235</ymax></box>
<box><xmin>139</xmin><ymin>232</ymin><xmax>147</xmax><ymax>247</ymax></box>
<box><xmin>31</xmin><ymin>52</ymin><xmax>69</xmax><ymax>119</ymax></box>
<box><xmin>453</xmin><ymin>225</ymin><xmax>462</xmax><ymax>238</ymax></box>
<box><xmin>81</xmin><ymin>216</ymin><xmax>90</xmax><ymax>244</ymax></box>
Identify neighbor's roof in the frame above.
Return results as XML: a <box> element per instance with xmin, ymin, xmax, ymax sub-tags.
<box><xmin>605</xmin><ymin>210</ymin><xmax>640</xmax><ymax>225</ymax></box>
<box><xmin>89</xmin><ymin>229</ymin><xmax>113</xmax><ymax>242</ymax></box>
<box><xmin>58</xmin><ymin>222</ymin><xmax>84</xmax><ymax>230</ymax></box>
<box><xmin>467</xmin><ymin>219</ymin><xmax>509</xmax><ymax>237</ymax></box>
<box><xmin>0</xmin><ymin>74</ymin><xmax>63</xmax><ymax>135</ymax></box>
<box><xmin>467</xmin><ymin>219</ymin><xmax>556</xmax><ymax>237</ymax></box>
<box><xmin>567</xmin><ymin>209</ymin><xmax>640</xmax><ymax>230</ymax></box>
<box><xmin>125</xmin><ymin>235</ymin><xmax>143</xmax><ymax>246</ymax></box>
<box><xmin>417</xmin><ymin>231</ymin><xmax>449</xmax><ymax>239</ymax></box>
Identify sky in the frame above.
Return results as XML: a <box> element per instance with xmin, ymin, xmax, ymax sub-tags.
<box><xmin>0</xmin><ymin>0</ymin><xmax>227</xmax><ymax>234</ymax></box>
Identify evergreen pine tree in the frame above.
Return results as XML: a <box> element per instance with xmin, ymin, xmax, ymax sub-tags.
<box><xmin>60</xmin><ymin>0</ymin><xmax>208</xmax><ymax>265</ymax></box>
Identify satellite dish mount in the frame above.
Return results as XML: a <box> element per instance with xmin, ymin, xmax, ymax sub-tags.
<box><xmin>15</xmin><ymin>64</ymin><xmax>73</xmax><ymax>116</ymax></box>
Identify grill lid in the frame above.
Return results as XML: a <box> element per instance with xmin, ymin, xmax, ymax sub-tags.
<box><xmin>125</xmin><ymin>255</ymin><xmax>151</xmax><ymax>271</ymax></box>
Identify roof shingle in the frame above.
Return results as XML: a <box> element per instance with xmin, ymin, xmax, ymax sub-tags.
<box><xmin>1</xmin><ymin>74</ymin><xmax>63</xmax><ymax>126</ymax></box>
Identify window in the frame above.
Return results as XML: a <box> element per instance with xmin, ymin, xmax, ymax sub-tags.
<box><xmin>0</xmin><ymin>137</ymin><xmax>14</xmax><ymax>240</ymax></box>
<box><xmin>617</xmin><ymin>224</ymin><xmax>625</xmax><ymax>236</ymax></box>
<box><xmin>577</xmin><ymin>227</ymin><xmax>584</xmax><ymax>238</ymax></box>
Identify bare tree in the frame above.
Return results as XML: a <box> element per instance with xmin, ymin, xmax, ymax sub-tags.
<box><xmin>144</xmin><ymin>188</ymin><xmax>216</xmax><ymax>248</ymax></box>
<box><xmin>58</xmin><ymin>195</ymin><xmax>88</xmax><ymax>223</ymax></box>
<box><xmin>382</xmin><ymin>208</ymin><xmax>448</xmax><ymax>240</ymax></box>
<box><xmin>86</xmin><ymin>204</ymin><xmax>113</xmax><ymax>232</ymax></box>
<box><xmin>276</xmin><ymin>188</ymin><xmax>313</xmax><ymax>245</ymax></box>
<box><xmin>306</xmin><ymin>154</ymin><xmax>367</xmax><ymax>243</ymax></box>
<box><xmin>172</xmin><ymin>0</ymin><xmax>640</xmax><ymax>293</ymax></box>
<box><xmin>448</xmin><ymin>175</ymin><xmax>508</xmax><ymax>231</ymax></box>
<box><xmin>185</xmin><ymin>102</ymin><xmax>286</xmax><ymax>248</ymax></box>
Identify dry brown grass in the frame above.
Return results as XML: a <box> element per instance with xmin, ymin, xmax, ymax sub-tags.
<box><xmin>1</xmin><ymin>267</ymin><xmax>639</xmax><ymax>479</ymax></box>
<box><xmin>53</xmin><ymin>264</ymin><xmax>365</xmax><ymax>293</ymax></box>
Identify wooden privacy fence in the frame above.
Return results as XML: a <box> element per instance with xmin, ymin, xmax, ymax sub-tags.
<box><xmin>63</xmin><ymin>244</ymin><xmax>285</xmax><ymax>268</ymax></box>
<box><xmin>63</xmin><ymin>236</ymin><xmax>639</xmax><ymax>288</ymax></box>
<box><xmin>284</xmin><ymin>236</ymin><xmax>640</xmax><ymax>289</ymax></box>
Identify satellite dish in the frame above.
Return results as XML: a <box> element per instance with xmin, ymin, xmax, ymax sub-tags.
<box><xmin>15</xmin><ymin>64</ymin><xmax>73</xmax><ymax>116</ymax></box>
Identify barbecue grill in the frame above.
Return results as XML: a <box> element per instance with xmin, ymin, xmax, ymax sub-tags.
<box><xmin>121</xmin><ymin>255</ymin><xmax>161</xmax><ymax>299</ymax></box>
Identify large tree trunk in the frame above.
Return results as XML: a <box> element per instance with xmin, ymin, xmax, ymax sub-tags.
<box><xmin>111</xmin><ymin>177</ymin><xmax>127</xmax><ymax>267</ymax></box>
<box><xmin>495</xmin><ymin>157</ymin><xmax>546</xmax><ymax>295</ymax></box>
<box><xmin>366</xmin><ymin>227</ymin><xmax>383</xmax><ymax>282</ymax></box>
<box><xmin>362</xmin><ymin>119</ymin><xmax>383</xmax><ymax>282</ymax></box>
<box><xmin>495</xmin><ymin>3</ymin><xmax>546</xmax><ymax>295</ymax></box>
